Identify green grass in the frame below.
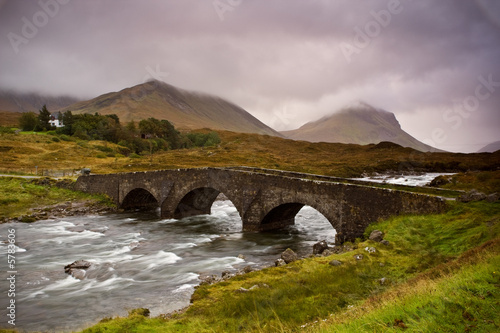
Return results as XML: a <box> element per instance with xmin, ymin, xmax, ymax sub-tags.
<box><xmin>310</xmin><ymin>240</ymin><xmax>500</xmax><ymax>332</ymax></box>
<box><xmin>79</xmin><ymin>201</ymin><xmax>500</xmax><ymax>332</ymax></box>
<box><xmin>0</xmin><ymin>177</ymin><xmax>114</xmax><ymax>219</ymax></box>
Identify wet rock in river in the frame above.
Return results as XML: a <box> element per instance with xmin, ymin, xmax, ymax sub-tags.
<box><xmin>64</xmin><ymin>260</ymin><xmax>92</xmax><ymax>279</ymax></box>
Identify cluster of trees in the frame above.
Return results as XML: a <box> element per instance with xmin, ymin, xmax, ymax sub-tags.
<box><xmin>18</xmin><ymin>105</ymin><xmax>53</xmax><ymax>132</ymax></box>
<box><xmin>18</xmin><ymin>105</ymin><xmax>221</xmax><ymax>154</ymax></box>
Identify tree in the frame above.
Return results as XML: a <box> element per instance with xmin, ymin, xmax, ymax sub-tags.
<box><xmin>37</xmin><ymin>105</ymin><xmax>52</xmax><ymax>131</ymax></box>
<box><xmin>57</xmin><ymin>111</ymin><xmax>74</xmax><ymax>135</ymax></box>
<box><xmin>18</xmin><ymin>112</ymin><xmax>38</xmax><ymax>131</ymax></box>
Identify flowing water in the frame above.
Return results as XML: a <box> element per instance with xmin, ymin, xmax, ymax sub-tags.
<box><xmin>0</xmin><ymin>201</ymin><xmax>336</xmax><ymax>332</ymax></box>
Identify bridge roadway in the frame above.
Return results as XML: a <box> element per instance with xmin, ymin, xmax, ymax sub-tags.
<box><xmin>74</xmin><ymin>167</ymin><xmax>446</xmax><ymax>243</ymax></box>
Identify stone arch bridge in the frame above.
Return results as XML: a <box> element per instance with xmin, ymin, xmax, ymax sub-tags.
<box><xmin>74</xmin><ymin>167</ymin><xmax>446</xmax><ymax>243</ymax></box>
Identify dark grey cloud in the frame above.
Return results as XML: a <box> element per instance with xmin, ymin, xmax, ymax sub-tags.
<box><xmin>1</xmin><ymin>0</ymin><xmax>499</xmax><ymax>152</ymax></box>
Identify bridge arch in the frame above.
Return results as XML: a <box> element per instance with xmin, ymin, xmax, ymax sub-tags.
<box><xmin>121</xmin><ymin>188</ymin><xmax>159</xmax><ymax>211</ymax></box>
<box><xmin>259</xmin><ymin>201</ymin><xmax>339</xmax><ymax>233</ymax></box>
<box><xmin>166</xmin><ymin>186</ymin><xmax>242</xmax><ymax>222</ymax></box>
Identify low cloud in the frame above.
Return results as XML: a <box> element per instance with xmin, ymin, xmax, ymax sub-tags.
<box><xmin>0</xmin><ymin>0</ymin><xmax>499</xmax><ymax>152</ymax></box>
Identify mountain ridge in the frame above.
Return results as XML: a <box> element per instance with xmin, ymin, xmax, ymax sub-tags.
<box><xmin>281</xmin><ymin>103</ymin><xmax>441</xmax><ymax>152</ymax></box>
<box><xmin>477</xmin><ymin>140</ymin><xmax>500</xmax><ymax>153</ymax></box>
<box><xmin>59</xmin><ymin>80</ymin><xmax>282</xmax><ymax>137</ymax></box>
<box><xmin>0</xmin><ymin>90</ymin><xmax>80</xmax><ymax>113</ymax></box>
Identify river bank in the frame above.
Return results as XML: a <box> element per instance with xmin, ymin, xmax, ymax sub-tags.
<box><xmin>0</xmin><ymin>199</ymin><xmax>117</xmax><ymax>224</ymax></box>
<box><xmin>77</xmin><ymin>200</ymin><xmax>500</xmax><ymax>333</ymax></box>
<box><xmin>0</xmin><ymin>176</ymin><xmax>115</xmax><ymax>224</ymax></box>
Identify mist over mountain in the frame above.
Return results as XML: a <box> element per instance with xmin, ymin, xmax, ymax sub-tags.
<box><xmin>0</xmin><ymin>90</ymin><xmax>80</xmax><ymax>113</ymax></box>
<box><xmin>281</xmin><ymin>102</ymin><xmax>440</xmax><ymax>152</ymax></box>
<box><xmin>60</xmin><ymin>80</ymin><xmax>281</xmax><ymax>137</ymax></box>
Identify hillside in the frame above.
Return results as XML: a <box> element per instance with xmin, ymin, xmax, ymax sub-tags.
<box><xmin>0</xmin><ymin>90</ymin><xmax>80</xmax><ymax>113</ymax></box>
<box><xmin>478</xmin><ymin>140</ymin><xmax>500</xmax><ymax>153</ymax></box>
<box><xmin>1</xmin><ymin>129</ymin><xmax>499</xmax><ymax>180</ymax></box>
<box><xmin>60</xmin><ymin>80</ymin><xmax>281</xmax><ymax>137</ymax></box>
<box><xmin>281</xmin><ymin>103</ymin><xmax>439</xmax><ymax>152</ymax></box>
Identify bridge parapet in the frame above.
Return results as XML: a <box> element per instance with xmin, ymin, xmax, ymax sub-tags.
<box><xmin>74</xmin><ymin>167</ymin><xmax>447</xmax><ymax>243</ymax></box>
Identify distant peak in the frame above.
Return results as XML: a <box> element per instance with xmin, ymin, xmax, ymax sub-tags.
<box><xmin>342</xmin><ymin>100</ymin><xmax>376</xmax><ymax>110</ymax></box>
<box><xmin>337</xmin><ymin>101</ymin><xmax>391</xmax><ymax>115</ymax></box>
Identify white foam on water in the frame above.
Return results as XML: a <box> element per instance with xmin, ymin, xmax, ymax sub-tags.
<box><xmin>139</xmin><ymin>250</ymin><xmax>182</xmax><ymax>269</ymax></box>
<box><xmin>172</xmin><ymin>242</ymin><xmax>198</xmax><ymax>249</ymax></box>
<box><xmin>35</xmin><ymin>229</ymin><xmax>105</xmax><ymax>245</ymax></box>
<box><xmin>154</xmin><ymin>218</ymin><xmax>178</xmax><ymax>224</ymax></box>
<box><xmin>15</xmin><ymin>245</ymin><xmax>27</xmax><ymax>252</ymax></box>
<box><xmin>172</xmin><ymin>283</ymin><xmax>196</xmax><ymax>294</ymax></box>
<box><xmin>21</xmin><ymin>275</ymin><xmax>81</xmax><ymax>300</ymax></box>
<box><xmin>166</xmin><ymin>272</ymin><xmax>199</xmax><ymax>285</ymax></box>
<box><xmin>353</xmin><ymin>173</ymin><xmax>455</xmax><ymax>187</ymax></box>
<box><xmin>194</xmin><ymin>256</ymin><xmax>245</xmax><ymax>271</ymax></box>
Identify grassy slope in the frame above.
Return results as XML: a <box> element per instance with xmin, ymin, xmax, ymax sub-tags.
<box><xmin>0</xmin><ymin>177</ymin><xmax>113</xmax><ymax>219</ymax></box>
<box><xmin>79</xmin><ymin>201</ymin><xmax>500</xmax><ymax>332</ymax></box>
<box><xmin>0</xmin><ymin>111</ymin><xmax>21</xmax><ymax>127</ymax></box>
<box><xmin>0</xmin><ymin>130</ymin><xmax>499</xmax><ymax>179</ymax></box>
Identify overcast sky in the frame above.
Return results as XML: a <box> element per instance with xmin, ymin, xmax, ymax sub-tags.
<box><xmin>1</xmin><ymin>0</ymin><xmax>499</xmax><ymax>152</ymax></box>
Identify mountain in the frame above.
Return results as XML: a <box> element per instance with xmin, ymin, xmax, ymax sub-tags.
<box><xmin>281</xmin><ymin>102</ymin><xmax>439</xmax><ymax>152</ymax></box>
<box><xmin>0</xmin><ymin>90</ymin><xmax>80</xmax><ymax>113</ymax></box>
<box><xmin>477</xmin><ymin>141</ymin><xmax>500</xmax><ymax>153</ymax></box>
<box><xmin>60</xmin><ymin>80</ymin><xmax>281</xmax><ymax>137</ymax></box>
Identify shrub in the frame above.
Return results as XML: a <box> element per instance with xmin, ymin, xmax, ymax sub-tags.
<box><xmin>95</xmin><ymin>145</ymin><xmax>114</xmax><ymax>153</ymax></box>
<box><xmin>129</xmin><ymin>153</ymin><xmax>141</xmax><ymax>159</ymax></box>
<box><xmin>51</xmin><ymin>137</ymin><xmax>60</xmax><ymax>142</ymax></box>
<box><xmin>0</xmin><ymin>127</ymin><xmax>14</xmax><ymax>134</ymax></box>
<box><xmin>59</xmin><ymin>134</ymin><xmax>72</xmax><ymax>141</ymax></box>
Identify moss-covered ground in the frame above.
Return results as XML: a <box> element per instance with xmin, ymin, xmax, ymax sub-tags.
<box><xmin>0</xmin><ymin>177</ymin><xmax>113</xmax><ymax>219</ymax></box>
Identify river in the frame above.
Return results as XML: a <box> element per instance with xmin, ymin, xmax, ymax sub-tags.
<box><xmin>0</xmin><ymin>201</ymin><xmax>335</xmax><ymax>332</ymax></box>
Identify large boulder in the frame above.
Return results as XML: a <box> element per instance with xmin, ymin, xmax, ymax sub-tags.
<box><xmin>312</xmin><ymin>240</ymin><xmax>329</xmax><ymax>255</ymax></box>
<box><xmin>281</xmin><ymin>248</ymin><xmax>298</xmax><ymax>264</ymax></box>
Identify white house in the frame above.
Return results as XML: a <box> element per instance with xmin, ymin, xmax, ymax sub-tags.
<box><xmin>49</xmin><ymin>117</ymin><xmax>63</xmax><ymax>128</ymax></box>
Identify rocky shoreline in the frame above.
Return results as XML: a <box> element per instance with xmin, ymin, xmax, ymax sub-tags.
<box><xmin>0</xmin><ymin>200</ymin><xmax>117</xmax><ymax>224</ymax></box>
